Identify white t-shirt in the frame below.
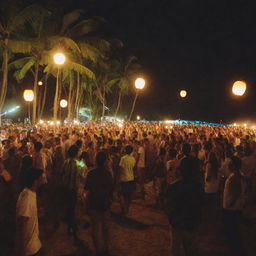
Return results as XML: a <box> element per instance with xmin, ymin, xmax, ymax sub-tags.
<box><xmin>119</xmin><ymin>154</ymin><xmax>136</xmax><ymax>182</ymax></box>
<box><xmin>16</xmin><ymin>188</ymin><xmax>41</xmax><ymax>256</ymax></box>
<box><xmin>137</xmin><ymin>146</ymin><xmax>145</xmax><ymax>168</ymax></box>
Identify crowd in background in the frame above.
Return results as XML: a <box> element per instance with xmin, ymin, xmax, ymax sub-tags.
<box><xmin>0</xmin><ymin>122</ymin><xmax>255</xmax><ymax>256</ymax></box>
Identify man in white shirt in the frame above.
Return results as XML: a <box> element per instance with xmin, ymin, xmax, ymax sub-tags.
<box><xmin>15</xmin><ymin>168</ymin><xmax>44</xmax><ymax>256</ymax></box>
<box><xmin>119</xmin><ymin>145</ymin><xmax>136</xmax><ymax>215</ymax></box>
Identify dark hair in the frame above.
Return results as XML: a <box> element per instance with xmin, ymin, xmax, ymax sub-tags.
<box><xmin>159</xmin><ymin>147</ymin><xmax>166</xmax><ymax>156</ymax></box>
<box><xmin>75</xmin><ymin>140</ymin><xmax>83</xmax><ymax>148</ymax></box>
<box><xmin>96</xmin><ymin>151</ymin><xmax>107</xmax><ymax>166</ymax></box>
<box><xmin>244</xmin><ymin>146</ymin><xmax>252</xmax><ymax>157</ymax></box>
<box><xmin>230</xmin><ymin>156</ymin><xmax>242</xmax><ymax>171</ymax></box>
<box><xmin>67</xmin><ymin>145</ymin><xmax>79</xmax><ymax>158</ymax></box>
<box><xmin>182</xmin><ymin>143</ymin><xmax>191</xmax><ymax>156</ymax></box>
<box><xmin>21</xmin><ymin>155</ymin><xmax>33</xmax><ymax>171</ymax></box>
<box><xmin>24</xmin><ymin>168</ymin><xmax>43</xmax><ymax>188</ymax></box>
<box><xmin>169</xmin><ymin>149</ymin><xmax>177</xmax><ymax>159</ymax></box>
<box><xmin>8</xmin><ymin>147</ymin><xmax>16</xmax><ymax>156</ymax></box>
<box><xmin>34</xmin><ymin>141</ymin><xmax>43</xmax><ymax>152</ymax></box>
<box><xmin>125</xmin><ymin>145</ymin><xmax>133</xmax><ymax>154</ymax></box>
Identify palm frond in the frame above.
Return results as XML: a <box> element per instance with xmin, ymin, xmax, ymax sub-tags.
<box><xmin>79</xmin><ymin>42</ymin><xmax>102</xmax><ymax>63</ymax></box>
<box><xmin>9</xmin><ymin>56</ymin><xmax>33</xmax><ymax>69</ymax></box>
<box><xmin>68</xmin><ymin>61</ymin><xmax>95</xmax><ymax>80</ymax></box>
<box><xmin>14</xmin><ymin>58</ymin><xmax>35</xmax><ymax>81</ymax></box>
<box><xmin>8</xmin><ymin>40</ymin><xmax>32</xmax><ymax>53</ymax></box>
<box><xmin>60</xmin><ymin>9</ymin><xmax>84</xmax><ymax>34</ymax></box>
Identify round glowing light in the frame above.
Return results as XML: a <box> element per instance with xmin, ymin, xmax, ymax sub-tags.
<box><xmin>118</xmin><ymin>122</ymin><xmax>123</xmax><ymax>128</ymax></box>
<box><xmin>73</xmin><ymin>119</ymin><xmax>79</xmax><ymax>124</ymax></box>
<box><xmin>23</xmin><ymin>90</ymin><xmax>34</xmax><ymax>102</ymax></box>
<box><xmin>233</xmin><ymin>123</ymin><xmax>237</xmax><ymax>126</ymax></box>
<box><xmin>180</xmin><ymin>90</ymin><xmax>187</xmax><ymax>98</ymax></box>
<box><xmin>39</xmin><ymin>120</ymin><xmax>44</xmax><ymax>124</ymax></box>
<box><xmin>53</xmin><ymin>53</ymin><xmax>66</xmax><ymax>65</ymax></box>
<box><xmin>135</xmin><ymin>78</ymin><xmax>145</xmax><ymax>90</ymax></box>
<box><xmin>232</xmin><ymin>81</ymin><xmax>246</xmax><ymax>96</ymax></box>
<box><xmin>56</xmin><ymin>121</ymin><xmax>60</xmax><ymax>125</ymax></box>
<box><xmin>137</xmin><ymin>115</ymin><xmax>141</xmax><ymax>120</ymax></box>
<box><xmin>38</xmin><ymin>81</ymin><xmax>43</xmax><ymax>86</ymax></box>
<box><xmin>244</xmin><ymin>123</ymin><xmax>247</xmax><ymax>127</ymax></box>
<box><xmin>60</xmin><ymin>99</ymin><xmax>68</xmax><ymax>108</ymax></box>
<box><xmin>50</xmin><ymin>121</ymin><xmax>54</xmax><ymax>126</ymax></box>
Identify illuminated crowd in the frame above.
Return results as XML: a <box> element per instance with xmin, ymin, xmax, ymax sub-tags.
<box><xmin>0</xmin><ymin>121</ymin><xmax>255</xmax><ymax>256</ymax></box>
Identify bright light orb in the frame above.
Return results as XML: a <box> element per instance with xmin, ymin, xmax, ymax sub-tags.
<box><xmin>38</xmin><ymin>81</ymin><xmax>43</xmax><ymax>86</ymax></box>
<box><xmin>244</xmin><ymin>123</ymin><xmax>247</xmax><ymax>127</ymax></box>
<box><xmin>56</xmin><ymin>121</ymin><xmax>60</xmax><ymax>125</ymax></box>
<box><xmin>54</xmin><ymin>53</ymin><xmax>66</xmax><ymax>65</ymax></box>
<box><xmin>232</xmin><ymin>81</ymin><xmax>246</xmax><ymax>96</ymax></box>
<box><xmin>180</xmin><ymin>90</ymin><xmax>187</xmax><ymax>98</ymax></box>
<box><xmin>60</xmin><ymin>99</ymin><xmax>68</xmax><ymax>108</ymax></box>
<box><xmin>39</xmin><ymin>120</ymin><xmax>44</xmax><ymax>124</ymax></box>
<box><xmin>50</xmin><ymin>121</ymin><xmax>54</xmax><ymax>126</ymax></box>
<box><xmin>23</xmin><ymin>90</ymin><xmax>34</xmax><ymax>102</ymax></box>
<box><xmin>137</xmin><ymin>115</ymin><xmax>141</xmax><ymax>120</ymax></box>
<box><xmin>135</xmin><ymin>78</ymin><xmax>145</xmax><ymax>90</ymax></box>
<box><xmin>73</xmin><ymin>119</ymin><xmax>79</xmax><ymax>124</ymax></box>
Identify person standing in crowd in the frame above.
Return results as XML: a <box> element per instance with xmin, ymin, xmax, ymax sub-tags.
<box><xmin>15</xmin><ymin>168</ymin><xmax>44</xmax><ymax>256</ymax></box>
<box><xmin>84</xmin><ymin>151</ymin><xmax>113</xmax><ymax>256</ymax></box>
<box><xmin>60</xmin><ymin>145</ymin><xmax>81</xmax><ymax>240</ymax></box>
<box><xmin>223</xmin><ymin>156</ymin><xmax>247</xmax><ymax>256</ymax></box>
<box><xmin>118</xmin><ymin>145</ymin><xmax>136</xmax><ymax>215</ymax></box>
<box><xmin>166</xmin><ymin>143</ymin><xmax>202</xmax><ymax>256</ymax></box>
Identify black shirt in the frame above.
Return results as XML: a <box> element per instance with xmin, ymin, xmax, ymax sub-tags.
<box><xmin>84</xmin><ymin>167</ymin><xmax>113</xmax><ymax>211</ymax></box>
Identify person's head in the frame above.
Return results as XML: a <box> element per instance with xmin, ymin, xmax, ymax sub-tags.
<box><xmin>182</xmin><ymin>143</ymin><xmax>191</xmax><ymax>156</ymax></box>
<box><xmin>169</xmin><ymin>149</ymin><xmax>177</xmax><ymax>159</ymax></box>
<box><xmin>75</xmin><ymin>140</ymin><xmax>83</xmax><ymax>149</ymax></box>
<box><xmin>24</xmin><ymin>168</ymin><xmax>44</xmax><ymax>191</ymax></box>
<box><xmin>228</xmin><ymin>156</ymin><xmax>242</xmax><ymax>174</ymax></box>
<box><xmin>34</xmin><ymin>141</ymin><xmax>43</xmax><ymax>152</ymax></box>
<box><xmin>96</xmin><ymin>151</ymin><xmax>107</xmax><ymax>167</ymax></box>
<box><xmin>208</xmin><ymin>152</ymin><xmax>219</xmax><ymax>169</ymax></box>
<box><xmin>125</xmin><ymin>145</ymin><xmax>133</xmax><ymax>155</ymax></box>
<box><xmin>67</xmin><ymin>145</ymin><xmax>79</xmax><ymax>158</ymax></box>
<box><xmin>80</xmin><ymin>151</ymin><xmax>89</xmax><ymax>162</ymax></box>
<box><xmin>159</xmin><ymin>147</ymin><xmax>166</xmax><ymax>156</ymax></box>
<box><xmin>8</xmin><ymin>147</ymin><xmax>16</xmax><ymax>157</ymax></box>
<box><xmin>244</xmin><ymin>146</ymin><xmax>252</xmax><ymax>157</ymax></box>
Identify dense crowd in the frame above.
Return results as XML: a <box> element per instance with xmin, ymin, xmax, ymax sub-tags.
<box><xmin>0</xmin><ymin>122</ymin><xmax>255</xmax><ymax>256</ymax></box>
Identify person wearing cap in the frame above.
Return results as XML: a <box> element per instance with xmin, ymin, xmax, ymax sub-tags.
<box><xmin>15</xmin><ymin>168</ymin><xmax>44</xmax><ymax>256</ymax></box>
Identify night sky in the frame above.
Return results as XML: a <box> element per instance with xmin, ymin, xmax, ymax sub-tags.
<box><xmin>8</xmin><ymin>0</ymin><xmax>256</xmax><ymax>122</ymax></box>
<box><xmin>77</xmin><ymin>0</ymin><xmax>256</xmax><ymax>122</ymax></box>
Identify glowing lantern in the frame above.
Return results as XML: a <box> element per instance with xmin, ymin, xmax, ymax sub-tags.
<box><xmin>38</xmin><ymin>81</ymin><xmax>43</xmax><ymax>86</ymax></box>
<box><xmin>54</xmin><ymin>53</ymin><xmax>66</xmax><ymax>65</ymax></box>
<box><xmin>180</xmin><ymin>90</ymin><xmax>187</xmax><ymax>98</ymax></box>
<box><xmin>23</xmin><ymin>90</ymin><xmax>34</xmax><ymax>102</ymax></box>
<box><xmin>135</xmin><ymin>78</ymin><xmax>145</xmax><ymax>90</ymax></box>
<box><xmin>232</xmin><ymin>81</ymin><xmax>246</xmax><ymax>96</ymax></box>
<box><xmin>60</xmin><ymin>99</ymin><xmax>68</xmax><ymax>108</ymax></box>
<box><xmin>137</xmin><ymin>115</ymin><xmax>141</xmax><ymax>120</ymax></box>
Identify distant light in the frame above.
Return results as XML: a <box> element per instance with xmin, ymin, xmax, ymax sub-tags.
<box><xmin>73</xmin><ymin>119</ymin><xmax>79</xmax><ymax>124</ymax></box>
<box><xmin>137</xmin><ymin>115</ymin><xmax>141</xmax><ymax>120</ymax></box>
<box><xmin>54</xmin><ymin>53</ymin><xmax>66</xmax><ymax>65</ymax></box>
<box><xmin>60</xmin><ymin>99</ymin><xmax>68</xmax><ymax>108</ymax></box>
<box><xmin>23</xmin><ymin>90</ymin><xmax>34</xmax><ymax>102</ymax></box>
<box><xmin>56</xmin><ymin>121</ymin><xmax>60</xmax><ymax>125</ymax></box>
<box><xmin>39</xmin><ymin>120</ymin><xmax>44</xmax><ymax>124</ymax></box>
<box><xmin>233</xmin><ymin>123</ymin><xmax>237</xmax><ymax>126</ymax></box>
<box><xmin>118</xmin><ymin>122</ymin><xmax>123</xmax><ymax>128</ymax></box>
<box><xmin>135</xmin><ymin>78</ymin><xmax>145</xmax><ymax>90</ymax></box>
<box><xmin>232</xmin><ymin>81</ymin><xmax>246</xmax><ymax>96</ymax></box>
<box><xmin>180</xmin><ymin>90</ymin><xmax>187</xmax><ymax>98</ymax></box>
<box><xmin>38</xmin><ymin>81</ymin><xmax>43</xmax><ymax>86</ymax></box>
<box><xmin>164</xmin><ymin>120</ymin><xmax>172</xmax><ymax>124</ymax></box>
<box><xmin>50</xmin><ymin>121</ymin><xmax>54</xmax><ymax>126</ymax></box>
<box><xmin>244</xmin><ymin>123</ymin><xmax>247</xmax><ymax>127</ymax></box>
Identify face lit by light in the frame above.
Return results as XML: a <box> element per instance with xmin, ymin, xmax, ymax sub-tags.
<box><xmin>232</xmin><ymin>81</ymin><xmax>246</xmax><ymax>96</ymax></box>
<box><xmin>135</xmin><ymin>78</ymin><xmax>145</xmax><ymax>90</ymax></box>
<box><xmin>54</xmin><ymin>53</ymin><xmax>66</xmax><ymax>65</ymax></box>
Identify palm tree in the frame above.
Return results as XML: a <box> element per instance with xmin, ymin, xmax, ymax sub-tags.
<box><xmin>0</xmin><ymin>3</ymin><xmax>44</xmax><ymax>124</ymax></box>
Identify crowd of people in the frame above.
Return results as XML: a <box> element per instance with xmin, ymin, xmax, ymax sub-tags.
<box><xmin>0</xmin><ymin>121</ymin><xmax>255</xmax><ymax>256</ymax></box>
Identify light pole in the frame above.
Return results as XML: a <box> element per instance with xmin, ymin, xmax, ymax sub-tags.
<box><xmin>53</xmin><ymin>52</ymin><xmax>66</xmax><ymax>121</ymax></box>
<box><xmin>129</xmin><ymin>78</ymin><xmax>145</xmax><ymax>121</ymax></box>
<box><xmin>23</xmin><ymin>90</ymin><xmax>34</xmax><ymax>124</ymax></box>
<box><xmin>60</xmin><ymin>99</ymin><xmax>68</xmax><ymax>122</ymax></box>
<box><xmin>232</xmin><ymin>80</ymin><xmax>246</xmax><ymax>96</ymax></box>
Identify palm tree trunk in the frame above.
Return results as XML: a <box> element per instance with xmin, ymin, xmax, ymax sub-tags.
<box><xmin>114</xmin><ymin>90</ymin><xmax>122</xmax><ymax>117</ymax></box>
<box><xmin>129</xmin><ymin>91</ymin><xmax>138</xmax><ymax>121</ymax></box>
<box><xmin>68</xmin><ymin>73</ymin><xmax>74</xmax><ymax>121</ymax></box>
<box><xmin>102</xmin><ymin>87</ymin><xmax>105</xmax><ymax>119</ymax></box>
<box><xmin>32</xmin><ymin>61</ymin><xmax>39</xmax><ymax>123</ymax></box>
<box><xmin>0</xmin><ymin>37</ymin><xmax>9</xmax><ymax>125</ymax></box>
<box><xmin>39</xmin><ymin>74</ymin><xmax>48</xmax><ymax>119</ymax></box>
<box><xmin>53</xmin><ymin>68</ymin><xmax>60</xmax><ymax>121</ymax></box>
<box><xmin>75</xmin><ymin>72</ymin><xmax>80</xmax><ymax>120</ymax></box>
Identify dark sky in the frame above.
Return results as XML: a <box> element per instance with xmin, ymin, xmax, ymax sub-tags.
<box><xmin>74</xmin><ymin>0</ymin><xmax>256</xmax><ymax>122</ymax></box>
<box><xmin>10</xmin><ymin>0</ymin><xmax>256</xmax><ymax>122</ymax></box>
